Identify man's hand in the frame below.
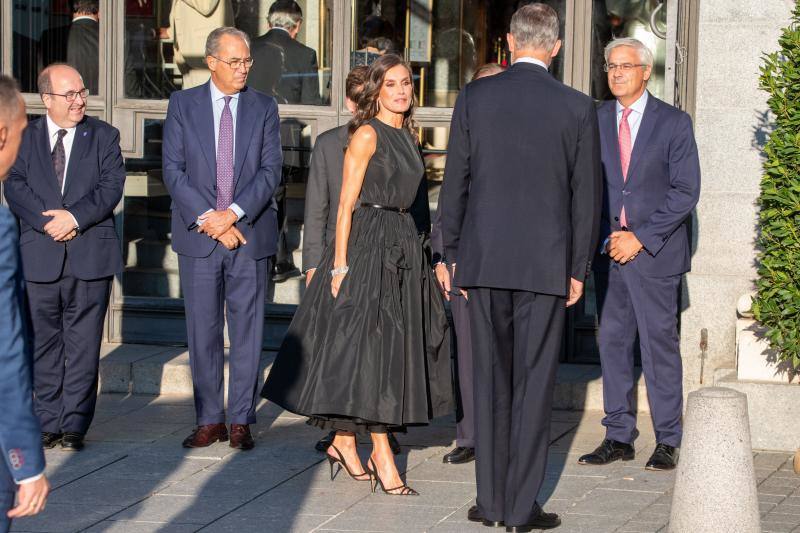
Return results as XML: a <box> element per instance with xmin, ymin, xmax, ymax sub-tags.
<box><xmin>450</xmin><ymin>264</ymin><xmax>468</xmax><ymax>300</ymax></box>
<box><xmin>217</xmin><ymin>226</ymin><xmax>246</xmax><ymax>250</ymax></box>
<box><xmin>608</xmin><ymin>231</ymin><xmax>644</xmax><ymax>264</ymax></box>
<box><xmin>434</xmin><ymin>263</ymin><xmax>451</xmax><ymax>301</ymax></box>
<box><xmin>8</xmin><ymin>476</ymin><xmax>49</xmax><ymax>518</ymax></box>
<box><xmin>198</xmin><ymin>209</ymin><xmax>238</xmax><ymax>240</ymax></box>
<box><xmin>305</xmin><ymin>269</ymin><xmax>316</xmax><ymax>287</ymax></box>
<box><xmin>42</xmin><ymin>210</ymin><xmax>77</xmax><ymax>241</ymax></box>
<box><xmin>566</xmin><ymin>277</ymin><xmax>584</xmax><ymax>307</ymax></box>
<box><xmin>57</xmin><ymin>230</ymin><xmax>78</xmax><ymax>242</ymax></box>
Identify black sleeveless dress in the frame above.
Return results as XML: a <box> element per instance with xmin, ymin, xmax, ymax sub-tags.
<box><xmin>261</xmin><ymin>119</ymin><xmax>453</xmax><ymax>433</ymax></box>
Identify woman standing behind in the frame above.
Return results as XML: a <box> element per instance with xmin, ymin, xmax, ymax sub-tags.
<box><xmin>262</xmin><ymin>54</ymin><xmax>452</xmax><ymax>496</ymax></box>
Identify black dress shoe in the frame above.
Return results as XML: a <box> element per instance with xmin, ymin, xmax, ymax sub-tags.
<box><xmin>61</xmin><ymin>432</ymin><xmax>85</xmax><ymax>451</ymax></box>
<box><xmin>578</xmin><ymin>438</ymin><xmax>634</xmax><ymax>465</ymax></box>
<box><xmin>41</xmin><ymin>432</ymin><xmax>62</xmax><ymax>449</ymax></box>
<box><xmin>645</xmin><ymin>443</ymin><xmax>678</xmax><ymax>471</ymax></box>
<box><xmin>315</xmin><ymin>431</ymin><xmax>336</xmax><ymax>452</ymax></box>
<box><xmin>467</xmin><ymin>505</ymin><xmax>504</xmax><ymax>528</ymax></box>
<box><xmin>443</xmin><ymin>446</ymin><xmax>475</xmax><ymax>464</ymax></box>
<box><xmin>272</xmin><ymin>262</ymin><xmax>300</xmax><ymax>282</ymax></box>
<box><xmin>506</xmin><ymin>506</ymin><xmax>561</xmax><ymax>532</ymax></box>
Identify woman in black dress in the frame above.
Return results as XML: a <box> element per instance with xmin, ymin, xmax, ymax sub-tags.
<box><xmin>262</xmin><ymin>54</ymin><xmax>452</xmax><ymax>495</ymax></box>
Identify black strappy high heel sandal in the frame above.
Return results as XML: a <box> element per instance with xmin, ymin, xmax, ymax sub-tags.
<box><xmin>326</xmin><ymin>444</ymin><xmax>370</xmax><ymax>481</ymax></box>
<box><xmin>366</xmin><ymin>457</ymin><xmax>419</xmax><ymax>496</ymax></box>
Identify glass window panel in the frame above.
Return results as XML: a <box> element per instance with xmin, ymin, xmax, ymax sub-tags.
<box><xmin>420</xmin><ymin>126</ymin><xmax>449</xmax><ymax>212</ymax></box>
<box><xmin>351</xmin><ymin>1</ymin><xmax>565</xmax><ymax>108</ymax></box>
<box><xmin>12</xmin><ymin>0</ymin><xmax>101</xmax><ymax>94</ymax></box>
<box><xmin>591</xmin><ymin>0</ymin><xmax>668</xmax><ymax>100</ymax></box>
<box><xmin>124</xmin><ymin>0</ymin><xmax>332</xmax><ymax>104</ymax></box>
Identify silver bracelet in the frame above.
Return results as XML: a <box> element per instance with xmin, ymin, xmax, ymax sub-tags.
<box><xmin>330</xmin><ymin>266</ymin><xmax>349</xmax><ymax>276</ymax></box>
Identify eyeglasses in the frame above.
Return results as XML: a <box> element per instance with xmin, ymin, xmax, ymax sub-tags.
<box><xmin>210</xmin><ymin>55</ymin><xmax>255</xmax><ymax>70</ymax></box>
<box><xmin>603</xmin><ymin>63</ymin><xmax>646</xmax><ymax>72</ymax></box>
<box><xmin>44</xmin><ymin>88</ymin><xmax>89</xmax><ymax>102</ymax></box>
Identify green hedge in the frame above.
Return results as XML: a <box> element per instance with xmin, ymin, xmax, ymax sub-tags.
<box><xmin>752</xmin><ymin>2</ymin><xmax>800</xmax><ymax>368</ymax></box>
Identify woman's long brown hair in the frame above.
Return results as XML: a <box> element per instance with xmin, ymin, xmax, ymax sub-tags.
<box><xmin>348</xmin><ymin>53</ymin><xmax>418</xmax><ymax>142</ymax></box>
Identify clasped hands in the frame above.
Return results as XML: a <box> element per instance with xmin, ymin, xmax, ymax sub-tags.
<box><xmin>42</xmin><ymin>210</ymin><xmax>77</xmax><ymax>242</ymax></box>
<box><xmin>197</xmin><ymin>209</ymin><xmax>246</xmax><ymax>250</ymax></box>
<box><xmin>606</xmin><ymin>231</ymin><xmax>643</xmax><ymax>264</ymax></box>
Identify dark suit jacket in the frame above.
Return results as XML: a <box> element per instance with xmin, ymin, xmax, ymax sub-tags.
<box><xmin>439</xmin><ymin>62</ymin><xmax>602</xmax><ymax>296</ymax></box>
<box><xmin>594</xmin><ymin>94</ymin><xmax>701</xmax><ymax>277</ymax></box>
<box><xmin>257</xmin><ymin>29</ymin><xmax>320</xmax><ymax>105</ymax></box>
<box><xmin>162</xmin><ymin>82</ymin><xmax>283</xmax><ymax>260</ymax></box>
<box><xmin>302</xmin><ymin>124</ymin><xmax>431</xmax><ymax>272</ymax></box>
<box><xmin>5</xmin><ymin>116</ymin><xmax>125</xmax><ymax>283</ymax></box>
<box><xmin>0</xmin><ymin>207</ymin><xmax>45</xmax><ymax>483</ymax></box>
<box><xmin>67</xmin><ymin>18</ymin><xmax>99</xmax><ymax>95</ymax></box>
<box><xmin>248</xmin><ymin>38</ymin><xmax>285</xmax><ymax>100</ymax></box>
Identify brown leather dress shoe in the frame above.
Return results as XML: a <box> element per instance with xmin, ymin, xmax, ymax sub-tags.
<box><xmin>229</xmin><ymin>424</ymin><xmax>255</xmax><ymax>450</ymax></box>
<box><xmin>182</xmin><ymin>423</ymin><xmax>228</xmax><ymax>448</ymax></box>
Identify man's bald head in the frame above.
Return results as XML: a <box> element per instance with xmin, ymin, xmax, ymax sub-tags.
<box><xmin>0</xmin><ymin>75</ymin><xmax>26</xmax><ymax>180</ymax></box>
<box><xmin>39</xmin><ymin>64</ymin><xmax>87</xmax><ymax>128</ymax></box>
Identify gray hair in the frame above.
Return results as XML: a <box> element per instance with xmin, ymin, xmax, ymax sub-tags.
<box><xmin>268</xmin><ymin>1</ymin><xmax>303</xmax><ymax>30</ymax></box>
<box><xmin>510</xmin><ymin>3</ymin><xmax>560</xmax><ymax>52</ymax></box>
<box><xmin>205</xmin><ymin>27</ymin><xmax>251</xmax><ymax>58</ymax></box>
<box><xmin>0</xmin><ymin>75</ymin><xmax>22</xmax><ymax>124</ymax></box>
<box><xmin>604</xmin><ymin>38</ymin><xmax>654</xmax><ymax>67</ymax></box>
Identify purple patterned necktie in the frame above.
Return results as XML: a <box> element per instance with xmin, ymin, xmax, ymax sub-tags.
<box><xmin>52</xmin><ymin>129</ymin><xmax>68</xmax><ymax>194</ymax></box>
<box><xmin>216</xmin><ymin>96</ymin><xmax>234</xmax><ymax>210</ymax></box>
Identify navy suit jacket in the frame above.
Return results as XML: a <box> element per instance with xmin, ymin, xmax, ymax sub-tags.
<box><xmin>162</xmin><ymin>83</ymin><xmax>282</xmax><ymax>260</ymax></box>
<box><xmin>595</xmin><ymin>93</ymin><xmax>701</xmax><ymax>277</ymax></box>
<box><xmin>4</xmin><ymin>116</ymin><xmax>125</xmax><ymax>283</ymax></box>
<box><xmin>0</xmin><ymin>207</ymin><xmax>45</xmax><ymax>483</ymax></box>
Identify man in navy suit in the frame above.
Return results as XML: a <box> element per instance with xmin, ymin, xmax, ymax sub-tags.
<box><xmin>578</xmin><ymin>38</ymin><xmax>700</xmax><ymax>471</ymax></box>
<box><xmin>0</xmin><ymin>75</ymin><xmax>50</xmax><ymax>533</ymax></box>
<box><xmin>162</xmin><ymin>27</ymin><xmax>282</xmax><ymax>450</ymax></box>
<box><xmin>5</xmin><ymin>64</ymin><xmax>126</xmax><ymax>453</ymax></box>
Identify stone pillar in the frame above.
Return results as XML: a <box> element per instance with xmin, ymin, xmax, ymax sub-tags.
<box><xmin>669</xmin><ymin>387</ymin><xmax>760</xmax><ymax>533</ymax></box>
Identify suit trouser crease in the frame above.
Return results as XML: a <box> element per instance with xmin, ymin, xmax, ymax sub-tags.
<box><xmin>27</xmin><ymin>258</ymin><xmax>110</xmax><ymax>434</ymax></box>
<box><xmin>451</xmin><ymin>294</ymin><xmax>474</xmax><ymax>448</ymax></box>
<box><xmin>470</xmin><ymin>288</ymin><xmax>563</xmax><ymax>526</ymax></box>
<box><xmin>180</xmin><ymin>245</ymin><xmax>266</xmax><ymax>426</ymax></box>
<box><xmin>598</xmin><ymin>264</ymin><xmax>683</xmax><ymax>447</ymax></box>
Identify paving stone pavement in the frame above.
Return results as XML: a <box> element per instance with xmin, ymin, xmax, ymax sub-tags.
<box><xmin>8</xmin><ymin>393</ymin><xmax>797</xmax><ymax>533</ymax></box>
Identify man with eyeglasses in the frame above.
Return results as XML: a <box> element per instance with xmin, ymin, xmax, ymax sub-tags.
<box><xmin>578</xmin><ymin>38</ymin><xmax>701</xmax><ymax>472</ymax></box>
<box><xmin>4</xmin><ymin>64</ymin><xmax>126</xmax><ymax>453</ymax></box>
<box><xmin>162</xmin><ymin>27</ymin><xmax>282</xmax><ymax>450</ymax></box>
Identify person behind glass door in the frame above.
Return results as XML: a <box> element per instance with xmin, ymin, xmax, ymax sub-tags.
<box><xmin>168</xmin><ymin>0</ymin><xmax>234</xmax><ymax>89</ymax></box>
<box><xmin>0</xmin><ymin>74</ymin><xmax>51</xmax><ymax>533</ymax></box>
<box><xmin>439</xmin><ymin>4</ymin><xmax>602</xmax><ymax>529</ymax></box>
<box><xmin>431</xmin><ymin>62</ymin><xmax>506</xmax><ymax>468</ymax></box>
<box><xmin>303</xmin><ymin>65</ymin><xmax>400</xmax><ymax>457</ymax></box>
<box><xmin>4</xmin><ymin>64</ymin><xmax>127</xmax><ymax>453</ymax></box>
<box><xmin>162</xmin><ymin>27</ymin><xmax>282</xmax><ymax>451</ymax></box>
<box><xmin>66</xmin><ymin>0</ymin><xmax>100</xmax><ymax>95</ymax></box>
<box><xmin>578</xmin><ymin>37</ymin><xmax>700</xmax><ymax>472</ymax></box>
<box><xmin>262</xmin><ymin>54</ymin><xmax>452</xmax><ymax>496</ymax></box>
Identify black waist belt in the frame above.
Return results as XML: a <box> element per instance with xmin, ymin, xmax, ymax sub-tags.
<box><xmin>360</xmin><ymin>202</ymin><xmax>408</xmax><ymax>213</ymax></box>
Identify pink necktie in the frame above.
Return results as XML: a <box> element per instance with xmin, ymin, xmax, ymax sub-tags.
<box><xmin>618</xmin><ymin>108</ymin><xmax>633</xmax><ymax>228</ymax></box>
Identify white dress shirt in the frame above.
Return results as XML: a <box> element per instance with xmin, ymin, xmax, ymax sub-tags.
<box><xmin>512</xmin><ymin>56</ymin><xmax>549</xmax><ymax>70</ymax></box>
<box><xmin>200</xmin><ymin>80</ymin><xmax>244</xmax><ymax>222</ymax></box>
<box><xmin>616</xmin><ymin>90</ymin><xmax>649</xmax><ymax>147</ymax></box>
<box><xmin>45</xmin><ymin>114</ymin><xmax>80</xmax><ymax>229</ymax></box>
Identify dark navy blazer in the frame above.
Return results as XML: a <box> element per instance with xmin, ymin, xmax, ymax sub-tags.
<box><xmin>595</xmin><ymin>93</ymin><xmax>701</xmax><ymax>277</ymax></box>
<box><xmin>4</xmin><ymin>116</ymin><xmax>125</xmax><ymax>283</ymax></box>
<box><xmin>162</xmin><ymin>83</ymin><xmax>282</xmax><ymax>260</ymax></box>
<box><xmin>0</xmin><ymin>207</ymin><xmax>44</xmax><ymax>483</ymax></box>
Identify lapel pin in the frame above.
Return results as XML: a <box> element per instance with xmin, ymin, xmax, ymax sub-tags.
<box><xmin>83</xmin><ymin>131</ymin><xmax>88</xmax><ymax>137</ymax></box>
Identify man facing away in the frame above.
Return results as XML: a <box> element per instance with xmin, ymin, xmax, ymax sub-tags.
<box><xmin>5</xmin><ymin>64</ymin><xmax>126</xmax><ymax>453</ymax></box>
<box><xmin>66</xmin><ymin>0</ymin><xmax>100</xmax><ymax>95</ymax></box>
<box><xmin>162</xmin><ymin>27</ymin><xmax>282</xmax><ymax>451</ymax></box>
<box><xmin>439</xmin><ymin>4</ymin><xmax>601</xmax><ymax>530</ymax></box>
<box><xmin>0</xmin><ymin>74</ymin><xmax>50</xmax><ymax>533</ymax></box>
<box><xmin>578</xmin><ymin>37</ymin><xmax>700</xmax><ymax>471</ymax></box>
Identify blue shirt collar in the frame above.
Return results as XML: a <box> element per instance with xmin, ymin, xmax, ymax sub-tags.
<box><xmin>209</xmin><ymin>79</ymin><xmax>241</xmax><ymax>102</ymax></box>
<box><xmin>616</xmin><ymin>90</ymin><xmax>648</xmax><ymax>116</ymax></box>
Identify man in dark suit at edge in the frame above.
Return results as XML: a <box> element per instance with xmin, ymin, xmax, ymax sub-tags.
<box><xmin>439</xmin><ymin>4</ymin><xmax>602</xmax><ymax>530</ymax></box>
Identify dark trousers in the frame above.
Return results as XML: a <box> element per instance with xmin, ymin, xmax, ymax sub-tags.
<box><xmin>179</xmin><ymin>245</ymin><xmax>267</xmax><ymax>426</ymax></box>
<box><xmin>469</xmin><ymin>288</ymin><xmax>564</xmax><ymax>526</ymax></box>
<box><xmin>274</xmin><ymin>183</ymin><xmax>292</xmax><ymax>266</ymax></box>
<box><xmin>451</xmin><ymin>293</ymin><xmax>474</xmax><ymax>448</ymax></box>
<box><xmin>0</xmin><ymin>466</ymin><xmax>13</xmax><ymax>533</ymax></box>
<box><xmin>26</xmin><ymin>259</ymin><xmax>111</xmax><ymax>435</ymax></box>
<box><xmin>596</xmin><ymin>263</ymin><xmax>683</xmax><ymax>447</ymax></box>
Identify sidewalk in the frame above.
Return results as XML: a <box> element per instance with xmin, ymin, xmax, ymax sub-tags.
<box><xmin>9</xmin><ymin>394</ymin><xmax>798</xmax><ymax>532</ymax></box>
